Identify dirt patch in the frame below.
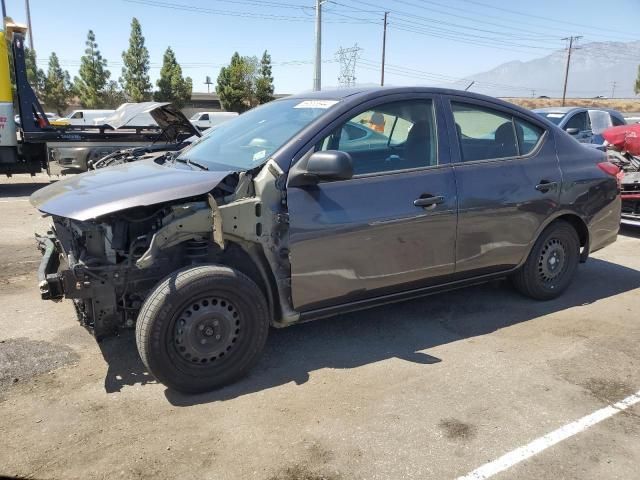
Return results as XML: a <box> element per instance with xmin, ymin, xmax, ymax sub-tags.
<box><xmin>0</xmin><ymin>337</ymin><xmax>79</xmax><ymax>392</ymax></box>
<box><xmin>0</xmin><ymin>243</ymin><xmax>40</xmax><ymax>292</ymax></box>
<box><xmin>438</xmin><ymin>418</ymin><xmax>477</xmax><ymax>440</ymax></box>
<box><xmin>582</xmin><ymin>377</ymin><xmax>636</xmax><ymax>403</ymax></box>
<box><xmin>503</xmin><ymin>97</ymin><xmax>640</xmax><ymax>113</ymax></box>
<box><xmin>266</xmin><ymin>464</ymin><xmax>341</xmax><ymax>480</ymax></box>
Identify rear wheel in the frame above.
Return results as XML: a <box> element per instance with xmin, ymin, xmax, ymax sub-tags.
<box><xmin>511</xmin><ymin>220</ymin><xmax>580</xmax><ymax>300</ymax></box>
<box><xmin>136</xmin><ymin>265</ymin><xmax>269</xmax><ymax>393</ymax></box>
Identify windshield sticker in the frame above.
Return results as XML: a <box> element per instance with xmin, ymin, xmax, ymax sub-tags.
<box><xmin>547</xmin><ymin>113</ymin><xmax>565</xmax><ymax>118</ymax></box>
<box><xmin>294</xmin><ymin>100</ymin><xmax>339</xmax><ymax>109</ymax></box>
<box><xmin>252</xmin><ymin>150</ymin><xmax>267</xmax><ymax>162</ymax></box>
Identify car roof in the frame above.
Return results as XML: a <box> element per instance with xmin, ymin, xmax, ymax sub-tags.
<box><xmin>533</xmin><ymin>107</ymin><xmax>583</xmax><ymax>114</ymax></box>
<box><xmin>283</xmin><ymin>86</ymin><xmax>539</xmax><ymax>118</ymax></box>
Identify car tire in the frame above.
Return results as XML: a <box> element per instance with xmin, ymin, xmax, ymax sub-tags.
<box><xmin>511</xmin><ymin>220</ymin><xmax>580</xmax><ymax>300</ymax></box>
<box><xmin>136</xmin><ymin>264</ymin><xmax>269</xmax><ymax>393</ymax></box>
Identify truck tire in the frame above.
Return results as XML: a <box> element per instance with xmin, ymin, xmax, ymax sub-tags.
<box><xmin>136</xmin><ymin>265</ymin><xmax>269</xmax><ymax>393</ymax></box>
<box><xmin>511</xmin><ymin>220</ymin><xmax>580</xmax><ymax>300</ymax></box>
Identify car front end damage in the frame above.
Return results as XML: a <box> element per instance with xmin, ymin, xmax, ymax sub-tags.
<box><xmin>35</xmin><ymin>201</ymin><xmax>213</xmax><ymax>338</ymax></box>
<box><xmin>32</xmin><ymin>158</ymin><xmax>297</xmax><ymax>340</ymax></box>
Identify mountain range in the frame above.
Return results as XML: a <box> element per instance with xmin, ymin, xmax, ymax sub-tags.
<box><xmin>463</xmin><ymin>40</ymin><xmax>640</xmax><ymax>98</ymax></box>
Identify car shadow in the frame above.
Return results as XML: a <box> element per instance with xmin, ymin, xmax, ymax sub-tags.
<box><xmin>96</xmin><ymin>258</ymin><xmax>640</xmax><ymax>401</ymax></box>
<box><xmin>0</xmin><ymin>182</ymin><xmax>50</xmax><ymax>198</ymax></box>
<box><xmin>99</xmin><ymin>331</ymin><xmax>156</xmax><ymax>393</ymax></box>
<box><xmin>620</xmin><ymin>225</ymin><xmax>640</xmax><ymax>239</ymax></box>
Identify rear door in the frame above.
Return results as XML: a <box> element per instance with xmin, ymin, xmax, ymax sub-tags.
<box><xmin>286</xmin><ymin>94</ymin><xmax>458</xmax><ymax>311</ymax></box>
<box><xmin>445</xmin><ymin>96</ymin><xmax>561</xmax><ymax>276</ymax></box>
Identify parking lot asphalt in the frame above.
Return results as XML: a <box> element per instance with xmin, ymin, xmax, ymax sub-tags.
<box><xmin>1</xmin><ymin>175</ymin><xmax>639</xmax><ymax>480</ymax></box>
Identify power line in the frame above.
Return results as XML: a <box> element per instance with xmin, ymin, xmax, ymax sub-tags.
<box><xmin>456</xmin><ymin>0</ymin><xmax>640</xmax><ymax>41</ymax></box>
<box><xmin>123</xmin><ymin>0</ymin><xmax>367</xmax><ymax>23</ymax></box>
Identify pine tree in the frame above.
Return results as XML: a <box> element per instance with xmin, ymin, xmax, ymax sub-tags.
<box><xmin>74</xmin><ymin>30</ymin><xmax>110</xmax><ymax>108</ymax></box>
<box><xmin>635</xmin><ymin>65</ymin><xmax>640</xmax><ymax>95</ymax></box>
<box><xmin>102</xmin><ymin>80</ymin><xmax>127</xmax><ymax>108</ymax></box>
<box><xmin>154</xmin><ymin>47</ymin><xmax>192</xmax><ymax>108</ymax></box>
<box><xmin>24</xmin><ymin>47</ymin><xmax>45</xmax><ymax>96</ymax></box>
<box><xmin>255</xmin><ymin>50</ymin><xmax>275</xmax><ymax>104</ymax></box>
<box><xmin>216</xmin><ymin>52</ymin><xmax>255</xmax><ymax>112</ymax></box>
<box><xmin>42</xmin><ymin>52</ymin><xmax>73</xmax><ymax>115</ymax></box>
<box><xmin>120</xmin><ymin>18</ymin><xmax>152</xmax><ymax>102</ymax></box>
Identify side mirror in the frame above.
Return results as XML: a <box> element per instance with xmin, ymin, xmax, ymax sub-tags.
<box><xmin>565</xmin><ymin>127</ymin><xmax>580</xmax><ymax>135</ymax></box>
<box><xmin>288</xmin><ymin>150</ymin><xmax>353</xmax><ymax>188</ymax></box>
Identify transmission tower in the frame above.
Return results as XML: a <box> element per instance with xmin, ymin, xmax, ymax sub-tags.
<box><xmin>335</xmin><ymin>44</ymin><xmax>362</xmax><ymax>88</ymax></box>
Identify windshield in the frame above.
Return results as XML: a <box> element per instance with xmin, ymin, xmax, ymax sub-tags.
<box><xmin>536</xmin><ymin>112</ymin><xmax>565</xmax><ymax>125</ymax></box>
<box><xmin>190</xmin><ymin>112</ymin><xmax>202</xmax><ymax>120</ymax></box>
<box><xmin>177</xmin><ymin>98</ymin><xmax>338</xmax><ymax>170</ymax></box>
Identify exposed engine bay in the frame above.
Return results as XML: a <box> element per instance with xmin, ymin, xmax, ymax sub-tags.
<box><xmin>36</xmin><ymin>161</ymin><xmax>294</xmax><ymax>339</ymax></box>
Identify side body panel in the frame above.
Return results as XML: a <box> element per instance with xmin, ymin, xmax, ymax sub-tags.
<box><xmin>443</xmin><ymin>95</ymin><xmax>563</xmax><ymax>276</ymax></box>
<box><xmin>553</xmin><ymin>133</ymin><xmax>620</xmax><ymax>252</ymax></box>
<box><xmin>286</xmin><ymin>93</ymin><xmax>458</xmax><ymax>311</ymax></box>
<box><xmin>288</xmin><ymin>168</ymin><xmax>457</xmax><ymax>311</ymax></box>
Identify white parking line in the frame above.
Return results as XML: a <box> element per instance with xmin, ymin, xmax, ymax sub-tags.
<box><xmin>457</xmin><ymin>390</ymin><xmax>640</xmax><ymax>480</ymax></box>
<box><xmin>0</xmin><ymin>198</ymin><xmax>30</xmax><ymax>202</ymax></box>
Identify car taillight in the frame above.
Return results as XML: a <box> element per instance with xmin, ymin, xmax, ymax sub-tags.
<box><xmin>597</xmin><ymin>161</ymin><xmax>623</xmax><ymax>188</ymax></box>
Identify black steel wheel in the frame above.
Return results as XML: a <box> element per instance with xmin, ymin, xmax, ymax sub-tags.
<box><xmin>512</xmin><ymin>220</ymin><xmax>580</xmax><ymax>300</ymax></box>
<box><xmin>136</xmin><ymin>265</ymin><xmax>269</xmax><ymax>393</ymax></box>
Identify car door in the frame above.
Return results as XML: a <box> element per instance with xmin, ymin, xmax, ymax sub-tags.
<box><xmin>286</xmin><ymin>95</ymin><xmax>458</xmax><ymax>312</ymax></box>
<box><xmin>445</xmin><ymin>97</ymin><xmax>561</xmax><ymax>277</ymax></box>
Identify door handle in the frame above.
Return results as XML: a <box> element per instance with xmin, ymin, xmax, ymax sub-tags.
<box><xmin>535</xmin><ymin>181</ymin><xmax>558</xmax><ymax>193</ymax></box>
<box><xmin>414</xmin><ymin>195</ymin><xmax>445</xmax><ymax>208</ymax></box>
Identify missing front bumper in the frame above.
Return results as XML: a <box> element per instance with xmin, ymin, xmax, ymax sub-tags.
<box><xmin>35</xmin><ymin>233</ymin><xmax>64</xmax><ymax>300</ymax></box>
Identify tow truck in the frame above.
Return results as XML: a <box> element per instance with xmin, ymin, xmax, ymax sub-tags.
<box><xmin>0</xmin><ymin>21</ymin><xmax>197</xmax><ymax>176</ymax></box>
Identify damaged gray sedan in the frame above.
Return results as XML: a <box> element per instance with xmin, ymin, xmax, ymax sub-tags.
<box><xmin>31</xmin><ymin>87</ymin><xmax>621</xmax><ymax>393</ymax></box>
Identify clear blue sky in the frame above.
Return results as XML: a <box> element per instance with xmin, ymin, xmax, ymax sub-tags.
<box><xmin>4</xmin><ymin>0</ymin><xmax>640</xmax><ymax>95</ymax></box>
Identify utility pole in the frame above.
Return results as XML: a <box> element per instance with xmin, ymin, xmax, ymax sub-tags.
<box><xmin>1</xmin><ymin>0</ymin><xmax>6</xmax><ymax>20</ymax></box>
<box><xmin>531</xmin><ymin>89</ymin><xmax>536</xmax><ymax>98</ymax></box>
<box><xmin>610</xmin><ymin>81</ymin><xmax>617</xmax><ymax>98</ymax></box>
<box><xmin>561</xmin><ymin>35</ymin><xmax>581</xmax><ymax>106</ymax></box>
<box><xmin>24</xmin><ymin>0</ymin><xmax>33</xmax><ymax>50</ymax></box>
<box><xmin>313</xmin><ymin>0</ymin><xmax>322</xmax><ymax>91</ymax></box>
<box><xmin>380</xmin><ymin>11</ymin><xmax>388</xmax><ymax>86</ymax></box>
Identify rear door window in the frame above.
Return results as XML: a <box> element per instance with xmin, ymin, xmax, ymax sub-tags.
<box><xmin>452</xmin><ymin>102</ymin><xmax>544</xmax><ymax>161</ymax></box>
<box><xmin>514</xmin><ymin>118</ymin><xmax>544</xmax><ymax>155</ymax></box>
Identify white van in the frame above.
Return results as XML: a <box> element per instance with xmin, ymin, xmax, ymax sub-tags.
<box><xmin>190</xmin><ymin>111</ymin><xmax>238</xmax><ymax>130</ymax></box>
<box><xmin>64</xmin><ymin>109</ymin><xmax>115</xmax><ymax>126</ymax></box>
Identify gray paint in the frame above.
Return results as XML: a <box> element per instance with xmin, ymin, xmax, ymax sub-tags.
<box><xmin>30</xmin><ymin>159</ymin><xmax>231</xmax><ymax>221</ymax></box>
<box><xmin>283</xmin><ymin>88</ymin><xmax>620</xmax><ymax>313</ymax></box>
<box><xmin>31</xmin><ymin>86</ymin><xmax>620</xmax><ymax>322</ymax></box>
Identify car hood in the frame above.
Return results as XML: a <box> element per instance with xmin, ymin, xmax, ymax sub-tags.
<box><xmin>30</xmin><ymin>159</ymin><xmax>232</xmax><ymax>221</ymax></box>
<box><xmin>101</xmin><ymin>102</ymin><xmax>201</xmax><ymax>142</ymax></box>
